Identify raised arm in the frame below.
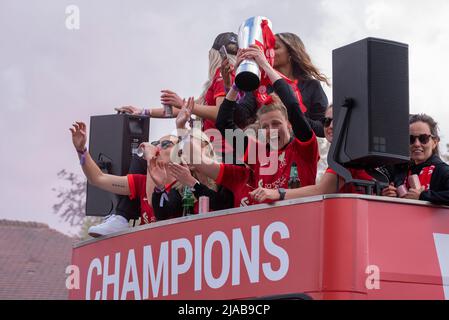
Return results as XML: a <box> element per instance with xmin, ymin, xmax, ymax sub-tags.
<box><xmin>243</xmin><ymin>45</ymin><xmax>313</xmax><ymax>142</ymax></box>
<box><xmin>176</xmin><ymin>97</ymin><xmax>195</xmax><ymax>137</ymax></box>
<box><xmin>115</xmin><ymin>105</ymin><xmax>180</xmax><ymax>119</ymax></box>
<box><xmin>70</xmin><ymin>121</ymin><xmax>130</xmax><ymax>195</ymax></box>
<box><xmin>161</xmin><ymin>89</ymin><xmax>224</xmax><ymax>121</ymax></box>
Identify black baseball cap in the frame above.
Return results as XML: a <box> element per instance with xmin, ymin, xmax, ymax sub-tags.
<box><xmin>212</xmin><ymin>32</ymin><xmax>238</xmax><ymax>55</ymax></box>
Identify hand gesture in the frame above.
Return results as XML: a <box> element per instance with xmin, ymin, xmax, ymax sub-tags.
<box><xmin>249</xmin><ymin>187</ymin><xmax>279</xmax><ymax>203</ymax></box>
<box><xmin>176</xmin><ymin>97</ymin><xmax>194</xmax><ymax>129</ymax></box>
<box><xmin>168</xmin><ymin>162</ymin><xmax>197</xmax><ymax>188</ymax></box>
<box><xmin>381</xmin><ymin>183</ymin><xmax>398</xmax><ymax>197</ymax></box>
<box><xmin>160</xmin><ymin>90</ymin><xmax>184</xmax><ymax>109</ymax></box>
<box><xmin>115</xmin><ymin>105</ymin><xmax>143</xmax><ymax>115</ymax></box>
<box><xmin>69</xmin><ymin>121</ymin><xmax>87</xmax><ymax>152</ymax></box>
<box><xmin>403</xmin><ymin>186</ymin><xmax>425</xmax><ymax>200</ymax></box>
<box><xmin>148</xmin><ymin>158</ymin><xmax>168</xmax><ymax>188</ymax></box>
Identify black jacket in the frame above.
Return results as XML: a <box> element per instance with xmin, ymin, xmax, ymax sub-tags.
<box><xmin>389</xmin><ymin>155</ymin><xmax>449</xmax><ymax>205</ymax></box>
<box><xmin>216</xmin><ymin>78</ymin><xmax>314</xmax><ymax>164</ymax></box>
<box><xmin>223</xmin><ymin>79</ymin><xmax>327</xmax><ymax>137</ymax></box>
<box><xmin>152</xmin><ymin>184</ymin><xmax>234</xmax><ymax>220</ymax></box>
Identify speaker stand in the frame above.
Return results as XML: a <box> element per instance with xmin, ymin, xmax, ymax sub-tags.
<box><xmin>328</xmin><ymin>98</ymin><xmax>388</xmax><ymax>195</ymax></box>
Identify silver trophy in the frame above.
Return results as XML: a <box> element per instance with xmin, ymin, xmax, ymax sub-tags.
<box><xmin>235</xmin><ymin>16</ymin><xmax>273</xmax><ymax>92</ymax></box>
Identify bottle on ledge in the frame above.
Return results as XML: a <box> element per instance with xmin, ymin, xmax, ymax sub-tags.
<box><xmin>288</xmin><ymin>162</ymin><xmax>301</xmax><ymax>189</ymax></box>
<box><xmin>182</xmin><ymin>186</ymin><xmax>195</xmax><ymax>216</ymax></box>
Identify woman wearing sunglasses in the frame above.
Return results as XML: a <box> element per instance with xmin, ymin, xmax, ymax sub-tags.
<box><xmin>149</xmin><ymin>98</ymin><xmax>234</xmax><ymax>219</ymax></box>
<box><xmin>381</xmin><ymin>114</ymin><xmax>449</xmax><ymax>205</ymax></box>
<box><xmin>70</xmin><ymin>120</ymin><xmax>179</xmax><ymax>237</ymax></box>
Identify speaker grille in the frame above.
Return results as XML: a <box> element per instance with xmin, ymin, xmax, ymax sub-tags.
<box><xmin>332</xmin><ymin>37</ymin><xmax>410</xmax><ymax>168</ymax></box>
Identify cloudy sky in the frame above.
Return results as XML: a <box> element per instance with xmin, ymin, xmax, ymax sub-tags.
<box><xmin>1</xmin><ymin>0</ymin><xmax>448</xmax><ymax>236</ymax></box>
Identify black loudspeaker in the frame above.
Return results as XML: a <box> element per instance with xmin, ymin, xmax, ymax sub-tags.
<box><xmin>332</xmin><ymin>37</ymin><xmax>410</xmax><ymax>168</ymax></box>
<box><xmin>86</xmin><ymin>114</ymin><xmax>149</xmax><ymax>216</ymax></box>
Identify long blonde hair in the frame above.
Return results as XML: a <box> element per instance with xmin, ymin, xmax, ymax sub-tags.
<box><xmin>197</xmin><ymin>49</ymin><xmax>237</xmax><ymax>105</ymax></box>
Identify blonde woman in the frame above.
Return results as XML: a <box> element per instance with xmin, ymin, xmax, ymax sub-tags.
<box><xmin>149</xmin><ymin>99</ymin><xmax>234</xmax><ymax>219</ymax></box>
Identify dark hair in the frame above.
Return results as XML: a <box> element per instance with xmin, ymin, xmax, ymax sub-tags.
<box><xmin>409</xmin><ymin>113</ymin><xmax>440</xmax><ymax>156</ymax></box>
<box><xmin>211</xmin><ymin>32</ymin><xmax>238</xmax><ymax>55</ymax></box>
<box><xmin>275</xmin><ymin>32</ymin><xmax>330</xmax><ymax>86</ymax></box>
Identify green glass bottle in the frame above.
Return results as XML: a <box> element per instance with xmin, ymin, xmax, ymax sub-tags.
<box><xmin>182</xmin><ymin>186</ymin><xmax>195</xmax><ymax>216</ymax></box>
<box><xmin>288</xmin><ymin>162</ymin><xmax>301</xmax><ymax>189</ymax></box>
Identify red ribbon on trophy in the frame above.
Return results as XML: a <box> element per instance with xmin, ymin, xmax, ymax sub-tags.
<box><xmin>253</xmin><ymin>20</ymin><xmax>307</xmax><ymax>113</ymax></box>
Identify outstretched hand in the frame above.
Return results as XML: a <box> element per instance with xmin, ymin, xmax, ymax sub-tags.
<box><xmin>160</xmin><ymin>90</ymin><xmax>184</xmax><ymax>109</ymax></box>
<box><xmin>69</xmin><ymin>121</ymin><xmax>87</xmax><ymax>152</ymax></box>
<box><xmin>115</xmin><ymin>105</ymin><xmax>143</xmax><ymax>115</ymax></box>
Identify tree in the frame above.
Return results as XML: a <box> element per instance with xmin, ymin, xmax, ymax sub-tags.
<box><xmin>52</xmin><ymin>169</ymin><xmax>86</xmax><ymax>227</ymax></box>
<box><xmin>52</xmin><ymin>169</ymin><xmax>102</xmax><ymax>239</ymax></box>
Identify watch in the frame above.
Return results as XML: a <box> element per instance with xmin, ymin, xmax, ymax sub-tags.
<box><xmin>278</xmin><ymin>188</ymin><xmax>286</xmax><ymax>201</ymax></box>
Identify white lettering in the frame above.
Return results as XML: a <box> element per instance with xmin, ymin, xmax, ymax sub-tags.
<box><xmin>142</xmin><ymin>243</ymin><xmax>169</xmax><ymax>299</ymax></box>
<box><xmin>232</xmin><ymin>227</ymin><xmax>260</xmax><ymax>285</ymax></box>
<box><xmin>434</xmin><ymin>233</ymin><xmax>449</xmax><ymax>300</ymax></box>
<box><xmin>262</xmin><ymin>222</ymin><xmax>290</xmax><ymax>281</ymax></box>
<box><xmin>65</xmin><ymin>5</ymin><xmax>80</xmax><ymax>30</ymax></box>
<box><xmin>102</xmin><ymin>253</ymin><xmax>121</xmax><ymax>300</ymax></box>
<box><xmin>194</xmin><ymin>235</ymin><xmax>203</xmax><ymax>291</ymax></box>
<box><xmin>171</xmin><ymin>239</ymin><xmax>193</xmax><ymax>295</ymax></box>
<box><xmin>65</xmin><ymin>265</ymin><xmax>80</xmax><ymax>290</ymax></box>
<box><xmin>121</xmin><ymin>249</ymin><xmax>141</xmax><ymax>300</ymax></box>
<box><xmin>86</xmin><ymin>258</ymin><xmax>102</xmax><ymax>300</ymax></box>
<box><xmin>365</xmin><ymin>265</ymin><xmax>381</xmax><ymax>290</ymax></box>
<box><xmin>204</xmin><ymin>231</ymin><xmax>230</xmax><ymax>289</ymax></box>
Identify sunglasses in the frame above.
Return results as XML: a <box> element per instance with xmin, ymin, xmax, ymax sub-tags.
<box><xmin>409</xmin><ymin>134</ymin><xmax>434</xmax><ymax>145</ymax></box>
<box><xmin>151</xmin><ymin>140</ymin><xmax>175</xmax><ymax>149</ymax></box>
<box><xmin>322</xmin><ymin>117</ymin><xmax>333</xmax><ymax>128</ymax></box>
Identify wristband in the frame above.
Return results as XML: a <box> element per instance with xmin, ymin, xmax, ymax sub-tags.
<box><xmin>278</xmin><ymin>188</ymin><xmax>286</xmax><ymax>201</ymax></box>
<box><xmin>77</xmin><ymin>147</ymin><xmax>87</xmax><ymax>166</ymax></box>
<box><xmin>231</xmin><ymin>83</ymin><xmax>239</xmax><ymax>92</ymax></box>
<box><xmin>141</xmin><ymin>108</ymin><xmax>151</xmax><ymax>116</ymax></box>
<box><xmin>154</xmin><ymin>185</ymin><xmax>165</xmax><ymax>194</ymax></box>
<box><xmin>76</xmin><ymin>147</ymin><xmax>87</xmax><ymax>154</ymax></box>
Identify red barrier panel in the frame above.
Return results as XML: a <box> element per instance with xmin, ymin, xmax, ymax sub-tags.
<box><xmin>68</xmin><ymin>195</ymin><xmax>449</xmax><ymax>300</ymax></box>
